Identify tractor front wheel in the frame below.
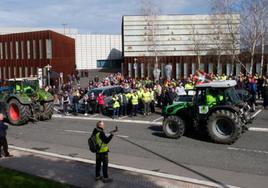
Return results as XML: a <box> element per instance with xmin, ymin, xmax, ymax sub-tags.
<box><xmin>7</xmin><ymin>99</ymin><xmax>29</xmax><ymax>125</ymax></box>
<box><xmin>163</xmin><ymin>116</ymin><xmax>185</xmax><ymax>139</ymax></box>
<box><xmin>39</xmin><ymin>102</ymin><xmax>54</xmax><ymax>120</ymax></box>
<box><xmin>207</xmin><ymin>110</ymin><xmax>242</xmax><ymax>144</ymax></box>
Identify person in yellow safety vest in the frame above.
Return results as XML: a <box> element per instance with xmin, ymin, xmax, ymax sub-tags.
<box><xmin>112</xmin><ymin>94</ymin><xmax>120</xmax><ymax>119</ymax></box>
<box><xmin>15</xmin><ymin>84</ymin><xmax>21</xmax><ymax>92</ymax></box>
<box><xmin>92</xmin><ymin>121</ymin><xmax>115</xmax><ymax>183</ymax></box>
<box><xmin>221</xmin><ymin>74</ymin><xmax>227</xmax><ymax>80</ymax></box>
<box><xmin>206</xmin><ymin>90</ymin><xmax>224</xmax><ymax>107</ymax></box>
<box><xmin>149</xmin><ymin>88</ymin><xmax>155</xmax><ymax>113</ymax></box>
<box><xmin>130</xmin><ymin>91</ymin><xmax>139</xmax><ymax>117</ymax></box>
<box><xmin>142</xmin><ymin>88</ymin><xmax>151</xmax><ymax>116</ymax></box>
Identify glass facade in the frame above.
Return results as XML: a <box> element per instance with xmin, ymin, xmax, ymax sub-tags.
<box><xmin>96</xmin><ymin>59</ymin><xmax>121</xmax><ymax>68</ymax></box>
<box><xmin>256</xmin><ymin>63</ymin><xmax>261</xmax><ymax>75</ymax></box>
<box><xmin>21</xmin><ymin>41</ymin><xmax>24</xmax><ymax>59</ymax></box>
<box><xmin>236</xmin><ymin>63</ymin><xmax>241</xmax><ymax>76</ymax></box>
<box><xmin>33</xmin><ymin>40</ymin><xmax>36</xmax><ymax>59</ymax></box>
<box><xmin>46</xmin><ymin>39</ymin><xmax>52</xmax><ymax>59</ymax></box>
<box><xmin>208</xmin><ymin>63</ymin><xmax>213</xmax><ymax>73</ymax></box>
<box><xmin>0</xmin><ymin>43</ymin><xmax>3</xmax><ymax>59</ymax></box>
<box><xmin>176</xmin><ymin>63</ymin><xmax>181</xmax><ymax>79</ymax></box>
<box><xmin>184</xmin><ymin>63</ymin><xmax>188</xmax><ymax>78</ymax></box>
<box><xmin>141</xmin><ymin>63</ymin><xmax>144</xmax><ymax>78</ymax></box>
<box><xmin>191</xmin><ymin>63</ymin><xmax>196</xmax><ymax>75</ymax></box>
<box><xmin>10</xmin><ymin>42</ymin><xmax>13</xmax><ymax>59</ymax></box>
<box><xmin>39</xmin><ymin>39</ymin><xmax>42</xmax><ymax>59</ymax></box>
<box><xmin>226</xmin><ymin>63</ymin><xmax>231</xmax><ymax>76</ymax></box>
<box><xmin>128</xmin><ymin>63</ymin><xmax>132</xmax><ymax>77</ymax></box>
<box><xmin>217</xmin><ymin>63</ymin><xmax>222</xmax><ymax>75</ymax></box>
<box><xmin>15</xmin><ymin>41</ymin><xmax>19</xmax><ymax>59</ymax></box>
<box><xmin>27</xmin><ymin>40</ymin><xmax>30</xmax><ymax>59</ymax></box>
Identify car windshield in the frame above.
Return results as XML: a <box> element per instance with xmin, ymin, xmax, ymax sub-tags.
<box><xmin>224</xmin><ymin>87</ymin><xmax>241</xmax><ymax>105</ymax></box>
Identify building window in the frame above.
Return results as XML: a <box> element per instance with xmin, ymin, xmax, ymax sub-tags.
<box><xmin>5</xmin><ymin>42</ymin><xmax>8</xmax><ymax>59</ymax></box>
<box><xmin>0</xmin><ymin>43</ymin><xmax>3</xmax><ymax>59</ymax></box>
<box><xmin>8</xmin><ymin>66</ymin><xmax>11</xmax><ymax>78</ymax></box>
<box><xmin>236</xmin><ymin>63</ymin><xmax>241</xmax><ymax>76</ymax></box>
<box><xmin>191</xmin><ymin>63</ymin><xmax>196</xmax><ymax>75</ymax></box>
<box><xmin>208</xmin><ymin>63</ymin><xmax>213</xmax><ymax>73</ymax></box>
<box><xmin>21</xmin><ymin>41</ymin><xmax>24</xmax><ymax>59</ymax></box>
<box><xmin>15</xmin><ymin>41</ymin><xmax>19</xmax><ymax>59</ymax></box>
<box><xmin>200</xmin><ymin>63</ymin><xmax>205</xmax><ymax>72</ymax></box>
<box><xmin>0</xmin><ymin>67</ymin><xmax>1</xmax><ymax>80</ymax></box>
<box><xmin>128</xmin><ymin>63</ymin><xmax>132</xmax><ymax>77</ymax></box>
<box><xmin>246</xmin><ymin>63</ymin><xmax>250</xmax><ymax>73</ymax></box>
<box><xmin>39</xmin><ymin>39</ymin><xmax>43</xmax><ymax>59</ymax></box>
<box><xmin>3</xmin><ymin>67</ymin><xmax>6</xmax><ymax>79</ymax></box>
<box><xmin>147</xmin><ymin>63</ymin><xmax>151</xmax><ymax>78</ymax></box>
<box><xmin>27</xmin><ymin>40</ymin><xmax>31</xmax><ymax>59</ymax></box>
<box><xmin>33</xmin><ymin>40</ymin><xmax>36</xmax><ymax>59</ymax></box>
<box><xmin>226</xmin><ymin>63</ymin><xmax>231</xmax><ymax>76</ymax></box>
<box><xmin>141</xmin><ymin>63</ymin><xmax>145</xmax><ymax>78</ymax></box>
<box><xmin>256</xmin><ymin>63</ymin><xmax>261</xmax><ymax>75</ymax></box>
<box><xmin>13</xmin><ymin>67</ymin><xmax>16</xmax><ymax>78</ymax></box>
<box><xmin>134</xmin><ymin>62</ymin><xmax>138</xmax><ymax>78</ymax></box>
<box><xmin>46</xmin><ymin>39</ymin><xmax>52</xmax><ymax>59</ymax></box>
<box><xmin>184</xmin><ymin>63</ymin><xmax>188</xmax><ymax>79</ymax></box>
<box><xmin>161</xmin><ymin>64</ymin><xmax>165</xmax><ymax>78</ymax></box>
<box><xmin>217</xmin><ymin>63</ymin><xmax>222</xmax><ymax>75</ymax></box>
<box><xmin>19</xmin><ymin>67</ymin><xmax>22</xmax><ymax>77</ymax></box>
<box><xmin>25</xmin><ymin>67</ymin><xmax>28</xmax><ymax>77</ymax></box>
<box><xmin>10</xmin><ymin>42</ymin><xmax>13</xmax><ymax>59</ymax></box>
<box><xmin>176</xmin><ymin>63</ymin><xmax>181</xmax><ymax>79</ymax></box>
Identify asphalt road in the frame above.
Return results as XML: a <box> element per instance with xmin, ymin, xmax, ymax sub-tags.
<box><xmin>6</xmin><ymin>110</ymin><xmax>268</xmax><ymax>188</ymax></box>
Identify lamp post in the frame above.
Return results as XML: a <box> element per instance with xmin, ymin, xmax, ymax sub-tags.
<box><xmin>44</xmin><ymin>64</ymin><xmax>52</xmax><ymax>87</ymax></box>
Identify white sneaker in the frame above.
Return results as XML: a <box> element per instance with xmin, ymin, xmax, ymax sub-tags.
<box><xmin>84</xmin><ymin>113</ymin><xmax>88</xmax><ymax>116</ymax></box>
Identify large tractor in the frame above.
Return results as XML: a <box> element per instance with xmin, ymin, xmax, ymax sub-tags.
<box><xmin>0</xmin><ymin>77</ymin><xmax>54</xmax><ymax>125</ymax></box>
<box><xmin>163</xmin><ymin>80</ymin><xmax>260</xmax><ymax>144</ymax></box>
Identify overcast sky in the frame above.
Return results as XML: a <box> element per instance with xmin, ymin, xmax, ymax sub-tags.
<box><xmin>0</xmin><ymin>0</ymin><xmax>210</xmax><ymax>34</ymax></box>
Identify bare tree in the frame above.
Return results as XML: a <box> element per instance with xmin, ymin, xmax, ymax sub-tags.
<box><xmin>210</xmin><ymin>0</ymin><xmax>240</xmax><ymax>76</ymax></box>
<box><xmin>189</xmin><ymin>24</ymin><xmax>204</xmax><ymax>69</ymax></box>
<box><xmin>240</xmin><ymin>0</ymin><xmax>268</xmax><ymax>75</ymax></box>
<box><xmin>140</xmin><ymin>0</ymin><xmax>161</xmax><ymax>76</ymax></box>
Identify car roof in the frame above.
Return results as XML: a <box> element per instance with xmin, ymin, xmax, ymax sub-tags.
<box><xmin>90</xmin><ymin>85</ymin><xmax>122</xmax><ymax>91</ymax></box>
<box><xmin>7</xmin><ymin>77</ymin><xmax>38</xmax><ymax>81</ymax></box>
<box><xmin>195</xmin><ymin>80</ymin><xmax>237</xmax><ymax>88</ymax></box>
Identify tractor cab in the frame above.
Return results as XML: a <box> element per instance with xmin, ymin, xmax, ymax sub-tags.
<box><xmin>7</xmin><ymin>77</ymin><xmax>39</xmax><ymax>96</ymax></box>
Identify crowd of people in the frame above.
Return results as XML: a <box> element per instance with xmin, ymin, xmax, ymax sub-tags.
<box><xmin>48</xmin><ymin>72</ymin><xmax>268</xmax><ymax>118</ymax></box>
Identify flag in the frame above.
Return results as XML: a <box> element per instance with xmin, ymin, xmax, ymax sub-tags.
<box><xmin>192</xmin><ymin>70</ymin><xmax>212</xmax><ymax>85</ymax></box>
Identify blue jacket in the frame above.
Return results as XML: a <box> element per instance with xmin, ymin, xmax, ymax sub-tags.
<box><xmin>0</xmin><ymin>121</ymin><xmax>8</xmax><ymax>137</ymax></box>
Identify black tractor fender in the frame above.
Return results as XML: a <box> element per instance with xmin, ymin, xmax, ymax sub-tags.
<box><xmin>206</xmin><ymin>105</ymin><xmax>240</xmax><ymax>118</ymax></box>
<box><xmin>6</xmin><ymin>94</ymin><xmax>32</xmax><ymax>105</ymax></box>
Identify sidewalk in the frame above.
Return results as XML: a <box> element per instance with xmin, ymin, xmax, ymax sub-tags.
<box><xmin>0</xmin><ymin>148</ymin><xmax>224</xmax><ymax>188</ymax></box>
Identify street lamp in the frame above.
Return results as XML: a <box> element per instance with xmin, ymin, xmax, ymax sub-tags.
<box><xmin>44</xmin><ymin>64</ymin><xmax>52</xmax><ymax>87</ymax></box>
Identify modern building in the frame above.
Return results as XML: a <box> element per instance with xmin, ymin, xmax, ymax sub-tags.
<box><xmin>122</xmin><ymin>14</ymin><xmax>243</xmax><ymax>79</ymax></box>
<box><xmin>0</xmin><ymin>30</ymin><xmax>75</xmax><ymax>81</ymax></box>
<box><xmin>68</xmin><ymin>34</ymin><xmax>122</xmax><ymax>75</ymax></box>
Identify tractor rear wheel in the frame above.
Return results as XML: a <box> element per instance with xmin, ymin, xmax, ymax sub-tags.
<box><xmin>207</xmin><ymin>110</ymin><xmax>242</xmax><ymax>144</ymax></box>
<box><xmin>7</xmin><ymin>99</ymin><xmax>30</xmax><ymax>125</ymax></box>
<box><xmin>163</xmin><ymin>116</ymin><xmax>185</xmax><ymax>139</ymax></box>
<box><xmin>39</xmin><ymin>102</ymin><xmax>54</xmax><ymax>120</ymax></box>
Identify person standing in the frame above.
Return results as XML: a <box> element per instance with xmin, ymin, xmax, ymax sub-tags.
<box><xmin>118</xmin><ymin>92</ymin><xmax>127</xmax><ymax>117</ymax></box>
<box><xmin>149</xmin><ymin>88</ymin><xmax>155</xmax><ymax>113</ymax></box>
<box><xmin>62</xmin><ymin>91</ymin><xmax>70</xmax><ymax>115</ymax></box>
<box><xmin>263</xmin><ymin>77</ymin><xmax>268</xmax><ymax>110</ymax></box>
<box><xmin>111</xmin><ymin>94</ymin><xmax>120</xmax><ymax>119</ymax></box>
<box><xmin>97</xmin><ymin>93</ymin><xmax>105</xmax><ymax>115</ymax></box>
<box><xmin>0</xmin><ymin>114</ymin><xmax>11</xmax><ymax>158</ymax></box>
<box><xmin>92</xmin><ymin>121</ymin><xmax>114</xmax><ymax>183</ymax></box>
<box><xmin>130</xmin><ymin>90</ymin><xmax>139</xmax><ymax>117</ymax></box>
<box><xmin>89</xmin><ymin>93</ymin><xmax>97</xmax><ymax>114</ymax></box>
<box><xmin>142</xmin><ymin>88</ymin><xmax>151</xmax><ymax>116</ymax></box>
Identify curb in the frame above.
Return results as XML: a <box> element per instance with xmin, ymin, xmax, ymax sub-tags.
<box><xmin>9</xmin><ymin>145</ymin><xmax>239</xmax><ymax>188</ymax></box>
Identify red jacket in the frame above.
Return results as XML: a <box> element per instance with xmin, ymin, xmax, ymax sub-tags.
<box><xmin>97</xmin><ymin>95</ymin><xmax>105</xmax><ymax>105</ymax></box>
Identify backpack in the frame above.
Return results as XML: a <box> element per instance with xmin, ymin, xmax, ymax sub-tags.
<box><xmin>88</xmin><ymin>132</ymin><xmax>101</xmax><ymax>153</ymax></box>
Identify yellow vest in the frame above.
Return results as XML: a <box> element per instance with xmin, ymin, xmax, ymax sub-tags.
<box><xmin>150</xmin><ymin>90</ymin><xmax>155</xmax><ymax>101</ymax></box>
<box><xmin>96</xmin><ymin>132</ymin><xmax>108</xmax><ymax>153</ymax></box>
<box><xmin>142</xmin><ymin>92</ymin><xmax>151</xmax><ymax>103</ymax></box>
<box><xmin>185</xmin><ymin>83</ymin><xmax>194</xmax><ymax>90</ymax></box>
<box><xmin>112</xmin><ymin>97</ymin><xmax>120</xmax><ymax>108</ymax></box>
<box><xmin>131</xmin><ymin>94</ymin><xmax>139</xmax><ymax>105</ymax></box>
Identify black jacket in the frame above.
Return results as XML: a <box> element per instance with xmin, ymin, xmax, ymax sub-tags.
<box><xmin>92</xmin><ymin>127</ymin><xmax>113</xmax><ymax>148</ymax></box>
<box><xmin>0</xmin><ymin>121</ymin><xmax>8</xmax><ymax>137</ymax></box>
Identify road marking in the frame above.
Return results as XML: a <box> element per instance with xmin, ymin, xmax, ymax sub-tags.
<box><xmin>64</xmin><ymin>129</ymin><xmax>129</xmax><ymax>138</ymax></box>
<box><xmin>9</xmin><ymin>145</ymin><xmax>239</xmax><ymax>188</ymax></box>
<box><xmin>53</xmin><ymin>114</ymin><xmax>162</xmax><ymax>125</ymax></box>
<box><xmin>90</xmin><ymin>114</ymin><xmax>99</xmax><ymax>117</ymax></box>
<box><xmin>228</xmin><ymin>147</ymin><xmax>268</xmax><ymax>154</ymax></box>
<box><xmin>153</xmin><ymin>117</ymin><xmax>164</xmax><ymax>122</ymax></box>
<box><xmin>119</xmin><ymin>116</ymin><xmax>128</xmax><ymax>119</ymax></box>
<box><xmin>248</xmin><ymin>127</ymin><xmax>268</xmax><ymax>133</ymax></box>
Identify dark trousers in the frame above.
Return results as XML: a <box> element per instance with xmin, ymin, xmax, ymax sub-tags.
<box><xmin>131</xmin><ymin>104</ymin><xmax>138</xmax><ymax>116</ymax></box>
<box><xmin>150</xmin><ymin>100</ymin><xmax>155</xmax><ymax>113</ymax></box>
<box><xmin>96</xmin><ymin>153</ymin><xmax>109</xmax><ymax>178</ymax></box>
<box><xmin>0</xmin><ymin>137</ymin><xmax>9</xmax><ymax>157</ymax></box>
<box><xmin>63</xmin><ymin>103</ymin><xmax>68</xmax><ymax>114</ymax></box>
<box><xmin>120</xmin><ymin>104</ymin><xmax>127</xmax><ymax>116</ymax></box>
<box><xmin>98</xmin><ymin>104</ymin><xmax>105</xmax><ymax>115</ymax></box>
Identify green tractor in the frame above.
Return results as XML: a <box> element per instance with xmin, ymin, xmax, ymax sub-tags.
<box><xmin>163</xmin><ymin>80</ymin><xmax>259</xmax><ymax>144</ymax></box>
<box><xmin>0</xmin><ymin>77</ymin><xmax>54</xmax><ymax>125</ymax></box>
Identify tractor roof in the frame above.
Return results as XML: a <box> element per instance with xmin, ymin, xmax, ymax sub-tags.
<box><xmin>7</xmin><ymin>77</ymin><xmax>38</xmax><ymax>81</ymax></box>
<box><xmin>195</xmin><ymin>80</ymin><xmax>237</xmax><ymax>88</ymax></box>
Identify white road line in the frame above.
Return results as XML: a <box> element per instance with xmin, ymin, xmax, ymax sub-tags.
<box><xmin>119</xmin><ymin>116</ymin><xmax>128</xmax><ymax>119</ymax></box>
<box><xmin>64</xmin><ymin>130</ymin><xmax>90</xmax><ymax>134</ymax></box>
<box><xmin>228</xmin><ymin>147</ymin><xmax>268</xmax><ymax>154</ymax></box>
<box><xmin>64</xmin><ymin>129</ymin><xmax>129</xmax><ymax>138</ymax></box>
<box><xmin>251</xmin><ymin>109</ymin><xmax>262</xmax><ymax>118</ymax></box>
<box><xmin>90</xmin><ymin>114</ymin><xmax>99</xmax><ymax>117</ymax></box>
<box><xmin>248</xmin><ymin>127</ymin><xmax>268</xmax><ymax>133</ymax></box>
<box><xmin>53</xmin><ymin>114</ymin><xmax>162</xmax><ymax>125</ymax></box>
<box><xmin>9</xmin><ymin>145</ymin><xmax>238</xmax><ymax>188</ymax></box>
<box><xmin>153</xmin><ymin>117</ymin><xmax>164</xmax><ymax>122</ymax></box>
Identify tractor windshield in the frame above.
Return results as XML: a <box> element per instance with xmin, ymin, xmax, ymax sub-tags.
<box><xmin>224</xmin><ymin>87</ymin><xmax>241</xmax><ymax>105</ymax></box>
<box><xmin>23</xmin><ymin>80</ymin><xmax>38</xmax><ymax>90</ymax></box>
